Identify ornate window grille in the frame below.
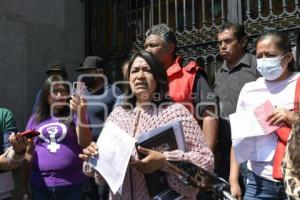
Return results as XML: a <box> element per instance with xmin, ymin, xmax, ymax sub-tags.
<box><xmin>86</xmin><ymin>0</ymin><xmax>300</xmax><ymax>83</ymax></box>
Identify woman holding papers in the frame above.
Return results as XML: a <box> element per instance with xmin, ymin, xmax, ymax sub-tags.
<box><xmin>80</xmin><ymin>51</ymin><xmax>214</xmax><ymax>200</ymax></box>
<box><xmin>21</xmin><ymin>75</ymin><xmax>92</xmax><ymax>200</ymax></box>
<box><xmin>229</xmin><ymin>31</ymin><xmax>300</xmax><ymax>200</ymax></box>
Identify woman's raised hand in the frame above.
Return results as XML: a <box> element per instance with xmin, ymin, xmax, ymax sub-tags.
<box><xmin>70</xmin><ymin>96</ymin><xmax>87</xmax><ymax>114</ymax></box>
<box><xmin>79</xmin><ymin>142</ymin><xmax>98</xmax><ymax>161</ymax></box>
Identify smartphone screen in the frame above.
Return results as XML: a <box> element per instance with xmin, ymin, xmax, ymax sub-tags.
<box><xmin>72</xmin><ymin>82</ymin><xmax>87</xmax><ymax>97</ymax></box>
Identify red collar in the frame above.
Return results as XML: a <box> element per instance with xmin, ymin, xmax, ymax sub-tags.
<box><xmin>166</xmin><ymin>56</ymin><xmax>198</xmax><ymax>76</ymax></box>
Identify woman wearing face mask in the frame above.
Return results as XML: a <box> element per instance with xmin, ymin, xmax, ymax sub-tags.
<box><xmin>229</xmin><ymin>31</ymin><xmax>300</xmax><ymax>200</ymax></box>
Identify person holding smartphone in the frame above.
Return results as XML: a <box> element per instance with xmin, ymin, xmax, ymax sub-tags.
<box><xmin>21</xmin><ymin>75</ymin><xmax>92</xmax><ymax>200</ymax></box>
<box><xmin>76</xmin><ymin>56</ymin><xmax>122</xmax><ymax>200</ymax></box>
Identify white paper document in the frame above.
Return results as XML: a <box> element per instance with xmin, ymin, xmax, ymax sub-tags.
<box><xmin>230</xmin><ymin>100</ymin><xmax>281</xmax><ymax>141</ymax></box>
<box><xmin>230</xmin><ymin>101</ymin><xmax>281</xmax><ymax>164</ymax></box>
<box><xmin>232</xmin><ymin>133</ymin><xmax>278</xmax><ymax>164</ymax></box>
<box><xmin>229</xmin><ymin>110</ymin><xmax>265</xmax><ymax>139</ymax></box>
<box><xmin>89</xmin><ymin>121</ymin><xmax>136</xmax><ymax>194</ymax></box>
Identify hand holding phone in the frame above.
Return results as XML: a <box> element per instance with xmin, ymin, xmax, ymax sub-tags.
<box><xmin>19</xmin><ymin>130</ymin><xmax>40</xmax><ymax>139</ymax></box>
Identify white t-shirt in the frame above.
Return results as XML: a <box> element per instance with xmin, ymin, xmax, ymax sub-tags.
<box><xmin>236</xmin><ymin>72</ymin><xmax>300</xmax><ymax>181</ymax></box>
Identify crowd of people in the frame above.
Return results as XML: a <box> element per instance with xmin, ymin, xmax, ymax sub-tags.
<box><xmin>0</xmin><ymin>22</ymin><xmax>300</xmax><ymax>200</ymax></box>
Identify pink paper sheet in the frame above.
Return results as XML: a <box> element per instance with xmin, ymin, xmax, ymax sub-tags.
<box><xmin>253</xmin><ymin>100</ymin><xmax>281</xmax><ymax>134</ymax></box>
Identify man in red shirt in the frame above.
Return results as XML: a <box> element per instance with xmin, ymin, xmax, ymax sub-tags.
<box><xmin>144</xmin><ymin>23</ymin><xmax>218</xmax><ymax>151</ymax></box>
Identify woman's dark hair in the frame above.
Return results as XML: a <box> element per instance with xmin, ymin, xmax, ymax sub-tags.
<box><xmin>34</xmin><ymin>75</ymin><xmax>71</xmax><ymax>123</ymax></box>
<box><xmin>257</xmin><ymin>31</ymin><xmax>295</xmax><ymax>72</ymax></box>
<box><xmin>123</xmin><ymin>50</ymin><xmax>171</xmax><ymax>108</ymax></box>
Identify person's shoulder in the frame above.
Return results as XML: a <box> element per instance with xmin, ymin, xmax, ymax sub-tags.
<box><xmin>283</xmin><ymin>72</ymin><xmax>300</xmax><ymax>85</ymax></box>
<box><xmin>110</xmin><ymin>105</ymin><xmax>128</xmax><ymax>115</ymax></box>
<box><xmin>0</xmin><ymin>108</ymin><xmax>14</xmax><ymax>118</ymax></box>
<box><xmin>292</xmin><ymin>72</ymin><xmax>300</xmax><ymax>80</ymax></box>
<box><xmin>246</xmin><ymin>52</ymin><xmax>256</xmax><ymax>58</ymax></box>
<box><xmin>180</xmin><ymin>57</ymin><xmax>201</xmax><ymax>70</ymax></box>
<box><xmin>106</xmin><ymin>84</ymin><xmax>122</xmax><ymax>93</ymax></box>
<box><xmin>112</xmin><ymin>84</ymin><xmax>122</xmax><ymax>93</ymax></box>
<box><xmin>246</xmin><ymin>53</ymin><xmax>258</xmax><ymax>69</ymax></box>
<box><xmin>162</xmin><ymin>103</ymin><xmax>191</xmax><ymax>116</ymax></box>
<box><xmin>173</xmin><ymin>102</ymin><xmax>190</xmax><ymax>111</ymax></box>
<box><xmin>0</xmin><ymin>108</ymin><xmax>12</xmax><ymax>113</ymax></box>
<box><xmin>107</xmin><ymin>105</ymin><xmax>132</xmax><ymax>122</ymax></box>
<box><xmin>159</xmin><ymin>103</ymin><xmax>198</xmax><ymax>124</ymax></box>
<box><xmin>26</xmin><ymin>113</ymin><xmax>38</xmax><ymax>125</ymax></box>
<box><xmin>215</xmin><ymin>62</ymin><xmax>228</xmax><ymax>76</ymax></box>
<box><xmin>242</xmin><ymin>77</ymin><xmax>264</xmax><ymax>91</ymax></box>
<box><xmin>181</xmin><ymin>58</ymin><xmax>208</xmax><ymax>79</ymax></box>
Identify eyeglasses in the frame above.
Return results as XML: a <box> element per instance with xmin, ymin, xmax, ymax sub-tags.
<box><xmin>51</xmin><ymin>88</ymin><xmax>69</xmax><ymax>96</ymax></box>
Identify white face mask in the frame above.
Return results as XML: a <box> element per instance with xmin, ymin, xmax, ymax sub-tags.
<box><xmin>257</xmin><ymin>56</ymin><xmax>284</xmax><ymax>81</ymax></box>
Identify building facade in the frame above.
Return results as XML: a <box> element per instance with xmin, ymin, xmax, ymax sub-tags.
<box><xmin>0</xmin><ymin>1</ymin><xmax>85</xmax><ymax>130</ymax></box>
<box><xmin>1</xmin><ymin>0</ymin><xmax>300</xmax><ymax>130</ymax></box>
<box><xmin>86</xmin><ymin>0</ymin><xmax>300</xmax><ymax>84</ymax></box>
